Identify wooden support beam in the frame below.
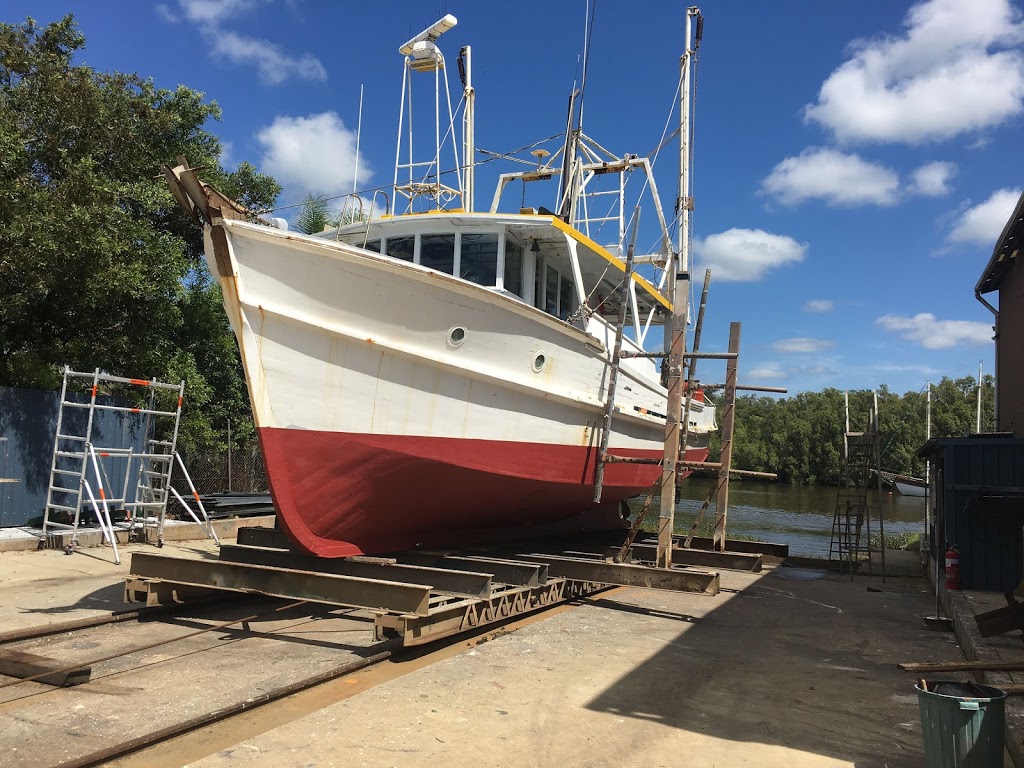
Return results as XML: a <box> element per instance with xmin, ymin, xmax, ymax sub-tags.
<box><xmin>657</xmin><ymin>264</ymin><xmax>690</xmax><ymax>569</ymax></box>
<box><xmin>713</xmin><ymin>323</ymin><xmax>740</xmax><ymax>552</ymax></box>
<box><xmin>0</xmin><ymin>649</ymin><xmax>91</xmax><ymax>687</ymax></box>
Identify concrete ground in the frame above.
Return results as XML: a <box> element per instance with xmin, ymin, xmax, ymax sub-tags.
<box><xmin>1</xmin><ymin>540</ymin><xmax>1001</xmax><ymax>767</ymax></box>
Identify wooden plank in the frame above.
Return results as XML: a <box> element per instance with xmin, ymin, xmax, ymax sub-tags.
<box><xmin>899</xmin><ymin>660</ymin><xmax>1024</xmax><ymax>673</ymax></box>
<box><xmin>0</xmin><ymin>649</ymin><xmax>91</xmax><ymax>686</ymax></box>
<box><xmin>976</xmin><ymin>601</ymin><xmax>1024</xmax><ymax>638</ymax></box>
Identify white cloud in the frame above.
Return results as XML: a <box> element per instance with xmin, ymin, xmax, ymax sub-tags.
<box><xmin>693</xmin><ymin>228</ymin><xmax>806</xmax><ymax>282</ymax></box>
<box><xmin>908</xmin><ymin>161</ymin><xmax>956</xmax><ymax>197</ymax></box>
<box><xmin>946</xmin><ymin>187</ymin><xmax>1023</xmax><ymax>245</ymax></box>
<box><xmin>154</xmin><ymin>3</ymin><xmax>179</xmax><ymax>22</ymax></box>
<box><xmin>761</xmin><ymin>148</ymin><xmax>899</xmax><ymax>207</ymax></box>
<box><xmin>177</xmin><ymin>0</ymin><xmax>257</xmax><ymax>24</ymax></box>
<box><xmin>876</xmin><ymin>313</ymin><xmax>993</xmax><ymax>349</ymax></box>
<box><xmin>804</xmin><ymin>299</ymin><xmax>834</xmax><ymax>313</ymax></box>
<box><xmin>873</xmin><ymin>362</ymin><xmax>940</xmax><ymax>376</ymax></box>
<box><xmin>771</xmin><ymin>338</ymin><xmax>836</xmax><ymax>354</ymax></box>
<box><xmin>219</xmin><ymin>140</ymin><xmax>234</xmax><ymax>168</ymax></box>
<box><xmin>748</xmin><ymin>365</ymin><xmax>787</xmax><ymax>380</ymax></box>
<box><xmin>256</xmin><ymin>112</ymin><xmax>369</xmax><ymax>196</ymax></box>
<box><xmin>210</xmin><ymin>31</ymin><xmax>326</xmax><ymax>85</ymax></box>
<box><xmin>162</xmin><ymin>0</ymin><xmax>325</xmax><ymax>85</ymax></box>
<box><xmin>804</xmin><ymin>0</ymin><xmax>1024</xmax><ymax>144</ymax></box>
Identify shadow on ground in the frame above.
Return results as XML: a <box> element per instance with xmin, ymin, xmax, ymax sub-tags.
<box><xmin>585</xmin><ymin>567</ymin><xmax>948</xmax><ymax>768</ymax></box>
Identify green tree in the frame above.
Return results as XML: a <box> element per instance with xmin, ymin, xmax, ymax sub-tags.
<box><xmin>707</xmin><ymin>376</ymin><xmax>994</xmax><ymax>486</ymax></box>
<box><xmin>0</xmin><ymin>16</ymin><xmax>280</xmax><ymax>452</ymax></box>
<box><xmin>294</xmin><ymin>194</ymin><xmax>331</xmax><ymax>235</ymax></box>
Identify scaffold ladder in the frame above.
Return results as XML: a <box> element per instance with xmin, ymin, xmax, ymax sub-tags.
<box><xmin>40</xmin><ymin>367</ymin><xmax>215</xmax><ymax>555</ymax></box>
<box><xmin>829</xmin><ymin>392</ymin><xmax>886</xmax><ymax>580</ymax></box>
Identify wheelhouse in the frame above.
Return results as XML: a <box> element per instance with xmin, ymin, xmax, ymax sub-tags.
<box><xmin>327</xmin><ymin>213</ymin><xmax>671</xmax><ymax>343</ymax></box>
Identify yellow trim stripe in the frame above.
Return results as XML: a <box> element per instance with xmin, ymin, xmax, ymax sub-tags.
<box><xmin>549</xmin><ymin>217</ymin><xmax>672</xmax><ymax>310</ymax></box>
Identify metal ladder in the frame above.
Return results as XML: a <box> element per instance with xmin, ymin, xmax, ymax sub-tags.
<box><xmin>41</xmin><ymin>368</ymin><xmax>191</xmax><ymax>553</ymax></box>
<box><xmin>829</xmin><ymin>394</ymin><xmax>886</xmax><ymax>579</ymax></box>
<box><xmin>591</xmin><ymin>212</ymin><xmax>642</xmax><ymax>504</ymax></box>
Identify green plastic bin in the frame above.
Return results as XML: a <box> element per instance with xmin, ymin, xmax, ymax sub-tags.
<box><xmin>916</xmin><ymin>681</ymin><xmax>1006</xmax><ymax>767</ymax></box>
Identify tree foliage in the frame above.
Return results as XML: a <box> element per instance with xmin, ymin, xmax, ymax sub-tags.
<box><xmin>293</xmin><ymin>194</ymin><xmax>331</xmax><ymax>235</ymax></box>
<box><xmin>712</xmin><ymin>376</ymin><xmax>996</xmax><ymax>485</ymax></box>
<box><xmin>0</xmin><ymin>16</ymin><xmax>281</xmax><ymax>453</ymax></box>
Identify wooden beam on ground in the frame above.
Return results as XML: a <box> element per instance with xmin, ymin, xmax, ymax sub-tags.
<box><xmin>236</xmin><ymin>526</ymin><xmax>292</xmax><ymax>550</ymax></box>
<box><xmin>627</xmin><ymin>543</ymin><xmax>762</xmax><ymax>572</ymax></box>
<box><xmin>975</xmin><ymin>600</ymin><xmax>1024</xmax><ymax>638</ymax></box>
<box><xmin>676</xmin><ymin>536</ymin><xmax>789</xmax><ymax>558</ymax></box>
<box><xmin>898</xmin><ymin>660</ymin><xmax>1024</xmax><ymax>673</ymax></box>
<box><xmin>0</xmin><ymin>649</ymin><xmax>91</xmax><ymax>687</ymax></box>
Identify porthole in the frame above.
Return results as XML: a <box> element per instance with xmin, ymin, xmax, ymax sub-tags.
<box><xmin>448</xmin><ymin>326</ymin><xmax>467</xmax><ymax>347</ymax></box>
<box><xmin>532</xmin><ymin>352</ymin><xmax>547</xmax><ymax>372</ymax></box>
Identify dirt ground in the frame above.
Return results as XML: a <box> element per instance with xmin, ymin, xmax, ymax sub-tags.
<box><xmin>0</xmin><ymin>544</ymin><xmax>1000</xmax><ymax>767</ymax></box>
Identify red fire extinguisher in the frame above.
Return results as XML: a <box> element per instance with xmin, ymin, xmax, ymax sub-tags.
<box><xmin>945</xmin><ymin>546</ymin><xmax>960</xmax><ymax>590</ymax></box>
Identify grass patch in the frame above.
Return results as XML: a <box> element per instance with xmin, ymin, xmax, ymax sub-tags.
<box><xmin>869</xmin><ymin>531</ymin><xmax>920</xmax><ymax>551</ymax></box>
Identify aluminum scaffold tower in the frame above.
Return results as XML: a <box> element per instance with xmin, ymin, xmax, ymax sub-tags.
<box><xmin>41</xmin><ymin>367</ymin><xmax>218</xmax><ymax>561</ymax></box>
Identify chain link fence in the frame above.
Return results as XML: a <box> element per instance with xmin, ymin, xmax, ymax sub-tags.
<box><xmin>178</xmin><ymin>445</ymin><xmax>268</xmax><ymax>495</ymax></box>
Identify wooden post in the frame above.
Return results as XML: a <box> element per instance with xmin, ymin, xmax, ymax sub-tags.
<box><xmin>874</xmin><ymin>390</ymin><xmax>886</xmax><ymax>582</ymax></box>
<box><xmin>713</xmin><ymin>323</ymin><xmax>740</xmax><ymax>552</ymax></box>
<box><xmin>657</xmin><ymin>269</ymin><xmax>690</xmax><ymax>569</ymax></box>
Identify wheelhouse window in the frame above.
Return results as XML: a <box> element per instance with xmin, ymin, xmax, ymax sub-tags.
<box><xmin>544</xmin><ymin>264</ymin><xmax>559</xmax><ymax>316</ymax></box>
<box><xmin>420</xmin><ymin>234</ymin><xmax>456</xmax><ymax>275</ymax></box>
<box><xmin>385</xmin><ymin>236</ymin><xmax>414</xmax><ymax>262</ymax></box>
<box><xmin>503</xmin><ymin>239</ymin><xmax>523</xmax><ymax>297</ymax></box>
<box><xmin>363</xmin><ymin>239</ymin><xmax>381</xmax><ymax>253</ymax></box>
<box><xmin>459</xmin><ymin>233</ymin><xmax>498</xmax><ymax>285</ymax></box>
<box><xmin>559</xmin><ymin>272</ymin><xmax>576</xmax><ymax>320</ymax></box>
<box><xmin>541</xmin><ymin>262</ymin><xmax>578</xmax><ymax>320</ymax></box>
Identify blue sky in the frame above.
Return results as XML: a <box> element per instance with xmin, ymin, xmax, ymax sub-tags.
<box><xmin>11</xmin><ymin>0</ymin><xmax>1022</xmax><ymax>396</ymax></box>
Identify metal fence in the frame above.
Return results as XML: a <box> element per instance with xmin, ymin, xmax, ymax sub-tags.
<box><xmin>179</xmin><ymin>445</ymin><xmax>268</xmax><ymax>495</ymax></box>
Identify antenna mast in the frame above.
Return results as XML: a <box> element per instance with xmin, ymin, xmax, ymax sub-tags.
<box><xmin>392</xmin><ymin>15</ymin><xmax>464</xmax><ymax>214</ymax></box>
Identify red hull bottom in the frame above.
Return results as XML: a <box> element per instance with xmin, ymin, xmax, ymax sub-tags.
<box><xmin>258</xmin><ymin>427</ymin><xmax>709</xmax><ymax>558</ymax></box>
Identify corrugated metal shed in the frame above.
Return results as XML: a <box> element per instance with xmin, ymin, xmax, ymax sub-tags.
<box><xmin>919</xmin><ymin>435</ymin><xmax>1024</xmax><ymax>592</ymax></box>
<box><xmin>0</xmin><ymin>386</ymin><xmax>145</xmax><ymax>528</ymax></box>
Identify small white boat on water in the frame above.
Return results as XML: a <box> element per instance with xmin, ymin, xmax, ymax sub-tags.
<box><xmin>165</xmin><ymin>10</ymin><xmax>716</xmax><ymax>557</ymax></box>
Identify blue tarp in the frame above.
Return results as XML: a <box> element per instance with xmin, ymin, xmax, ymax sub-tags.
<box><xmin>0</xmin><ymin>386</ymin><xmax>145</xmax><ymax>527</ymax></box>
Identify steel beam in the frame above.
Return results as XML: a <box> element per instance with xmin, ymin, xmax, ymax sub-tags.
<box><xmin>398</xmin><ymin>553</ymin><xmax>548</xmax><ymax>587</ymax></box>
<box><xmin>376</xmin><ymin>579</ymin><xmax>604</xmax><ymax>646</ymax></box>
<box><xmin>218</xmin><ymin>544</ymin><xmax>493</xmax><ymax>598</ymax></box>
<box><xmin>128</xmin><ymin>552</ymin><xmax>432</xmax><ymax>616</ymax></box>
<box><xmin>512</xmin><ymin>553</ymin><xmax>719</xmax><ymax>595</ymax></box>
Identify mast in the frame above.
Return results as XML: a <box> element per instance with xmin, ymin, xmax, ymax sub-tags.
<box><xmin>353</xmin><ymin>84</ymin><xmax>364</xmax><ymax>195</ymax></box>
<box><xmin>656</xmin><ymin>5</ymin><xmax>702</xmax><ymax>568</ymax></box>
<box><xmin>677</xmin><ymin>8</ymin><xmax>698</xmax><ymax>268</ymax></box>
<box><xmin>459</xmin><ymin>46</ymin><xmax>475</xmax><ymax>212</ymax></box>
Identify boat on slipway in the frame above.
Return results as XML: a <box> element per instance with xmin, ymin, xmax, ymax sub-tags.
<box><xmin>165</xmin><ymin>9</ymin><xmax>716</xmax><ymax>557</ymax></box>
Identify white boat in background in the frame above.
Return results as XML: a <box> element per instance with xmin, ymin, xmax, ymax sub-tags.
<box><xmin>892</xmin><ymin>474</ymin><xmax>927</xmax><ymax>497</ymax></box>
<box><xmin>878</xmin><ymin>470</ymin><xmax>927</xmax><ymax>497</ymax></box>
<box><xmin>166</xmin><ymin>10</ymin><xmax>716</xmax><ymax>557</ymax></box>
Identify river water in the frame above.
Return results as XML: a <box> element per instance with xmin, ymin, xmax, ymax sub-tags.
<box><xmin>663</xmin><ymin>479</ymin><xmax>927</xmax><ymax>557</ymax></box>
